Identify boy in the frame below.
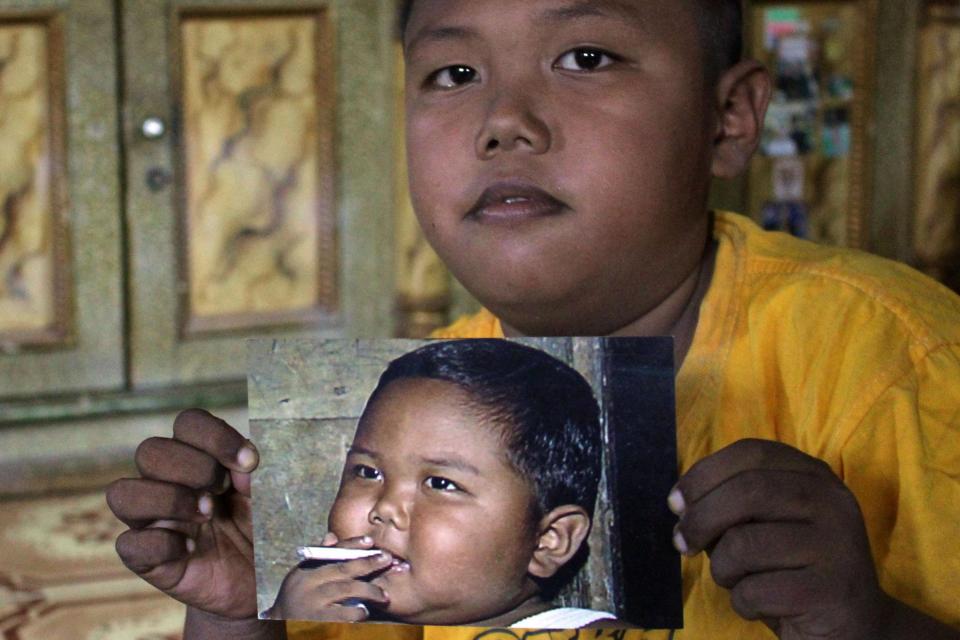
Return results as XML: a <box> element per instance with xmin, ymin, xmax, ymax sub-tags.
<box><xmin>266</xmin><ymin>339</ymin><xmax>617</xmax><ymax>628</ymax></box>
<box><xmin>106</xmin><ymin>1</ymin><xmax>960</xmax><ymax>639</ymax></box>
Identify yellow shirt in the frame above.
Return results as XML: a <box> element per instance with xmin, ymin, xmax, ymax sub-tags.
<box><xmin>289</xmin><ymin>212</ymin><xmax>960</xmax><ymax>639</ymax></box>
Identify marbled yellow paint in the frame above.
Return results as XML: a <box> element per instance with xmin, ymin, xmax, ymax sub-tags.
<box><xmin>0</xmin><ymin>23</ymin><xmax>56</xmax><ymax>335</ymax></box>
<box><xmin>182</xmin><ymin>15</ymin><xmax>330</xmax><ymax>322</ymax></box>
<box><xmin>914</xmin><ymin>15</ymin><xmax>960</xmax><ymax>288</ymax></box>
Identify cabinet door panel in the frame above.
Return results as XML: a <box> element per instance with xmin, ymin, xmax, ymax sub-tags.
<box><xmin>179</xmin><ymin>13</ymin><xmax>337</xmax><ymax>333</ymax></box>
<box><xmin>124</xmin><ymin>0</ymin><xmax>397</xmax><ymax>388</ymax></box>
<box><xmin>0</xmin><ymin>0</ymin><xmax>124</xmax><ymax>398</ymax></box>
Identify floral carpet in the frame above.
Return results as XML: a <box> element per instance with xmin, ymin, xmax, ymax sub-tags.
<box><xmin>0</xmin><ymin>490</ymin><xmax>184</xmax><ymax>639</ymax></box>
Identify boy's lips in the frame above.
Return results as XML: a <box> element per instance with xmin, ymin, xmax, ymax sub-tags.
<box><xmin>377</xmin><ymin>547</ymin><xmax>412</xmax><ymax>574</ymax></box>
<box><xmin>465</xmin><ymin>181</ymin><xmax>568</xmax><ymax>224</ymax></box>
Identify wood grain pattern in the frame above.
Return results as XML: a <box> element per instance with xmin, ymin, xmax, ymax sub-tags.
<box><xmin>0</xmin><ymin>21</ymin><xmax>60</xmax><ymax>338</ymax></box>
<box><xmin>914</xmin><ymin>7</ymin><xmax>960</xmax><ymax>291</ymax></box>
<box><xmin>181</xmin><ymin>14</ymin><xmax>336</xmax><ymax>329</ymax></box>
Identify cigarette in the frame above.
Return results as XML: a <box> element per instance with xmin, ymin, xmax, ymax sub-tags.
<box><xmin>296</xmin><ymin>546</ymin><xmax>381</xmax><ymax>562</ymax></box>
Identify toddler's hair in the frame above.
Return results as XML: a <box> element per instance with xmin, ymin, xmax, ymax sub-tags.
<box><xmin>366</xmin><ymin>340</ymin><xmax>602</xmax><ymax>521</ymax></box>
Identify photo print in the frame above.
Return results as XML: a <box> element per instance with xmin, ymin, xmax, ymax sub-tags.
<box><xmin>248</xmin><ymin>338</ymin><xmax>681</xmax><ymax>629</ymax></box>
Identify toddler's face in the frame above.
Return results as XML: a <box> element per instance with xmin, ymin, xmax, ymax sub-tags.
<box><xmin>327</xmin><ymin>378</ymin><xmax>542</xmax><ymax>625</ymax></box>
<box><xmin>404</xmin><ymin>0</ymin><xmax>718</xmax><ymax>335</ymax></box>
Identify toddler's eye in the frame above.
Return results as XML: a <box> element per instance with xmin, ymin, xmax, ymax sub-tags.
<box><xmin>427</xmin><ymin>65</ymin><xmax>479</xmax><ymax>89</ymax></box>
<box><xmin>353</xmin><ymin>464</ymin><xmax>382</xmax><ymax>481</ymax></box>
<box><xmin>554</xmin><ymin>47</ymin><xmax>618</xmax><ymax>72</ymax></box>
<box><xmin>425</xmin><ymin>476</ymin><xmax>461</xmax><ymax>492</ymax></box>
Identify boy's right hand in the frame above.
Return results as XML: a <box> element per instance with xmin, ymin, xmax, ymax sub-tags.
<box><xmin>268</xmin><ymin>533</ymin><xmax>392</xmax><ymax>622</ymax></box>
<box><xmin>106</xmin><ymin>409</ymin><xmax>260</xmax><ymax>618</ymax></box>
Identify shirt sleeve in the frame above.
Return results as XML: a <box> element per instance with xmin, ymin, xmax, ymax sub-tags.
<box><xmin>839</xmin><ymin>342</ymin><xmax>960</xmax><ymax>628</ymax></box>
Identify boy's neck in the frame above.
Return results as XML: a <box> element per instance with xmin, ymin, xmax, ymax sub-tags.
<box><xmin>501</xmin><ymin>236</ymin><xmax>718</xmax><ymax>369</ymax></box>
<box><xmin>462</xmin><ymin>595</ymin><xmax>555</xmax><ymax>628</ymax></box>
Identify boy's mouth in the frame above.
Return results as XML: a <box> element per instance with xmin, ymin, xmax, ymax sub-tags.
<box><xmin>387</xmin><ymin>555</ymin><xmax>412</xmax><ymax>573</ymax></box>
<box><xmin>465</xmin><ymin>181</ymin><xmax>568</xmax><ymax>224</ymax></box>
<box><xmin>377</xmin><ymin>547</ymin><xmax>412</xmax><ymax>574</ymax></box>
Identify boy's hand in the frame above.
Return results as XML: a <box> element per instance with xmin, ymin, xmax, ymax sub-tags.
<box><xmin>671</xmin><ymin>439</ymin><xmax>887</xmax><ymax>640</ymax></box>
<box><xmin>268</xmin><ymin>533</ymin><xmax>392</xmax><ymax>622</ymax></box>
<box><xmin>106</xmin><ymin>409</ymin><xmax>260</xmax><ymax>618</ymax></box>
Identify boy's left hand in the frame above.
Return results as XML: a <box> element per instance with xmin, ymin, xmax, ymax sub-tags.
<box><xmin>671</xmin><ymin>439</ymin><xmax>887</xmax><ymax>640</ymax></box>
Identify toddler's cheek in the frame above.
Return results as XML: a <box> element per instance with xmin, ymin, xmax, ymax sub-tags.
<box><xmin>327</xmin><ymin>499</ymin><xmax>369</xmax><ymax>538</ymax></box>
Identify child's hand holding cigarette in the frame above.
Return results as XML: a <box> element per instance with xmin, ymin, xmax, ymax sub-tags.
<box><xmin>267</xmin><ymin>533</ymin><xmax>392</xmax><ymax>622</ymax></box>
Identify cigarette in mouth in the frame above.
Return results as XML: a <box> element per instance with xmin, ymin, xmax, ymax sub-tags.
<box><xmin>297</xmin><ymin>546</ymin><xmax>381</xmax><ymax>562</ymax></box>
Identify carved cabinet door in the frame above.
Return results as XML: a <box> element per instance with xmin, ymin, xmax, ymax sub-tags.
<box><xmin>0</xmin><ymin>0</ymin><xmax>125</xmax><ymax>397</ymax></box>
<box><xmin>122</xmin><ymin>0</ymin><xmax>398</xmax><ymax>387</ymax></box>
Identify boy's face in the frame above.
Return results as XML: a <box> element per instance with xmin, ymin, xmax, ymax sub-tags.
<box><xmin>404</xmin><ymin>0</ymin><xmax>718</xmax><ymax>335</ymax></box>
<box><xmin>327</xmin><ymin>377</ymin><xmax>542</xmax><ymax>625</ymax></box>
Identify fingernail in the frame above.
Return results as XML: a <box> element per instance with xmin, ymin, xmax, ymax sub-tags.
<box><xmin>321</xmin><ymin>532</ymin><xmax>336</xmax><ymax>545</ymax></box>
<box><xmin>360</xmin><ymin>536</ymin><xmax>373</xmax><ymax>545</ymax></box>
<box><xmin>186</xmin><ymin>538</ymin><xmax>197</xmax><ymax>554</ymax></box>
<box><xmin>237</xmin><ymin>444</ymin><xmax>258</xmax><ymax>471</ymax></box>
<box><xmin>672</xmin><ymin>530</ymin><xmax>689</xmax><ymax>555</ymax></box>
<box><xmin>668</xmin><ymin>488</ymin><xmax>686</xmax><ymax>515</ymax></box>
<box><xmin>198</xmin><ymin>495</ymin><xmax>214</xmax><ymax>517</ymax></box>
<box><xmin>377</xmin><ymin>551</ymin><xmax>392</xmax><ymax>562</ymax></box>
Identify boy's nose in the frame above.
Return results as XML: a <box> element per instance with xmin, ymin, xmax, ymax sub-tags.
<box><xmin>368</xmin><ymin>487</ymin><xmax>411</xmax><ymax>531</ymax></box>
<box><xmin>476</xmin><ymin>92</ymin><xmax>551</xmax><ymax>159</ymax></box>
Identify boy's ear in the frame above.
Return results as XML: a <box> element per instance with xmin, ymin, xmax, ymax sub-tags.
<box><xmin>527</xmin><ymin>505</ymin><xmax>591</xmax><ymax>580</ymax></box>
<box><xmin>711</xmin><ymin>60</ymin><xmax>772</xmax><ymax>180</ymax></box>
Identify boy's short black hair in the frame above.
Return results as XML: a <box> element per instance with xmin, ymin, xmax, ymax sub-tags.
<box><xmin>367</xmin><ymin>339</ymin><xmax>602</xmax><ymax>521</ymax></box>
<box><xmin>398</xmin><ymin>0</ymin><xmax>743</xmax><ymax>82</ymax></box>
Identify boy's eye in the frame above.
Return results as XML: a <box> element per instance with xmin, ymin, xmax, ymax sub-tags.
<box><xmin>424</xmin><ymin>476</ymin><xmax>461</xmax><ymax>492</ymax></box>
<box><xmin>353</xmin><ymin>464</ymin><xmax>382</xmax><ymax>481</ymax></box>
<box><xmin>554</xmin><ymin>47</ymin><xmax>618</xmax><ymax>72</ymax></box>
<box><xmin>427</xmin><ymin>65</ymin><xmax>479</xmax><ymax>89</ymax></box>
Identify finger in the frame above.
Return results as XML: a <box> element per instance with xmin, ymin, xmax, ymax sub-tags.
<box><xmin>321</xmin><ymin>532</ymin><xmax>338</xmax><ymax>546</ymax></box>
<box><xmin>333</xmin><ymin>551</ymin><xmax>395</xmax><ymax>579</ymax></box>
<box><xmin>116</xmin><ymin>527</ymin><xmax>194</xmax><ymax>575</ymax></box>
<box><xmin>298</xmin><ymin>551</ymin><xmax>393</xmax><ymax>580</ymax></box>
<box><xmin>146</xmin><ymin>519</ymin><xmax>202</xmax><ymax>539</ymax></box>
<box><xmin>677</xmin><ymin>469</ymin><xmax>826</xmax><ymax>554</ymax></box>
<box><xmin>673</xmin><ymin>439</ymin><xmax>833</xmax><ymax>512</ymax></box>
<box><xmin>335</xmin><ymin>535</ymin><xmax>375</xmax><ymax>550</ymax></box>
<box><xmin>136</xmin><ymin>437</ymin><xmax>227</xmax><ymax>492</ymax></box>
<box><xmin>729</xmin><ymin>568</ymin><xmax>824</xmax><ymax>621</ymax></box>
<box><xmin>314</xmin><ymin>580</ymin><xmax>390</xmax><ymax>607</ymax></box>
<box><xmin>315</xmin><ymin>603</ymin><xmax>372</xmax><ymax>623</ymax></box>
<box><xmin>173</xmin><ymin>409</ymin><xmax>259</xmax><ymax>474</ymax></box>
<box><xmin>231</xmin><ymin>469</ymin><xmax>252</xmax><ymax>498</ymax></box>
<box><xmin>708</xmin><ymin>522</ymin><xmax>819</xmax><ymax>589</ymax></box>
<box><xmin>107</xmin><ymin>478</ymin><xmax>211</xmax><ymax>528</ymax></box>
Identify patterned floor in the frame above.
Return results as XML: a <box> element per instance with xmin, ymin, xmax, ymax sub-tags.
<box><xmin>0</xmin><ymin>490</ymin><xmax>185</xmax><ymax>639</ymax></box>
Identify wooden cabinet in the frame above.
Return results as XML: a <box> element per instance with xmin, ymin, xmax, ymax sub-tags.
<box><xmin>0</xmin><ymin>0</ymin><xmax>125</xmax><ymax>398</ymax></box>
<box><xmin>121</xmin><ymin>0</ymin><xmax>396</xmax><ymax>388</ymax></box>
<box><xmin>0</xmin><ymin>0</ymin><xmax>398</xmax><ymax>410</ymax></box>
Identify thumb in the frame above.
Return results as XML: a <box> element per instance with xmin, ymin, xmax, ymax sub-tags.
<box><xmin>231</xmin><ymin>470</ymin><xmax>253</xmax><ymax>497</ymax></box>
<box><xmin>322</xmin><ymin>531</ymin><xmax>339</xmax><ymax>546</ymax></box>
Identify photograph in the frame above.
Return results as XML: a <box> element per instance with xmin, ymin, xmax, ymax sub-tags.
<box><xmin>248</xmin><ymin>337</ymin><xmax>681</xmax><ymax>629</ymax></box>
